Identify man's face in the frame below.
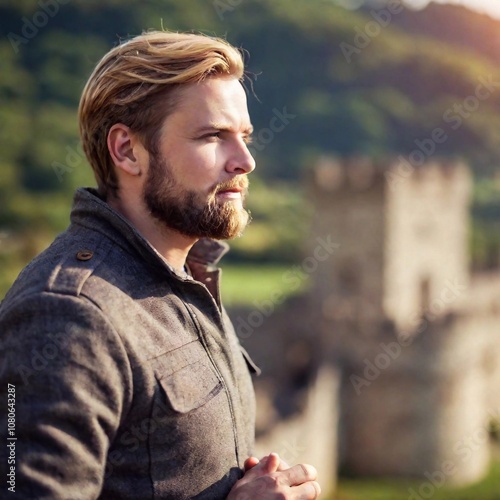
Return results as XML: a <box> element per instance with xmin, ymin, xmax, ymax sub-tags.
<box><xmin>143</xmin><ymin>76</ymin><xmax>255</xmax><ymax>240</ymax></box>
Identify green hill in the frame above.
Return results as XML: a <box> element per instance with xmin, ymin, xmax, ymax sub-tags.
<box><xmin>1</xmin><ymin>0</ymin><xmax>499</xmax><ymax>296</ymax></box>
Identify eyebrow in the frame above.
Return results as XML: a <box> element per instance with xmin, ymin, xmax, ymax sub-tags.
<box><xmin>195</xmin><ymin>122</ymin><xmax>254</xmax><ymax>135</ymax></box>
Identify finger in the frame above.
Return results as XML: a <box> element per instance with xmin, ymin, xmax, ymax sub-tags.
<box><xmin>281</xmin><ymin>463</ymin><xmax>318</xmax><ymax>486</ymax></box>
<box><xmin>260</xmin><ymin>452</ymin><xmax>289</xmax><ymax>471</ymax></box>
<box><xmin>244</xmin><ymin>456</ymin><xmax>259</xmax><ymax>472</ymax></box>
<box><xmin>263</xmin><ymin>452</ymin><xmax>280</xmax><ymax>474</ymax></box>
<box><xmin>293</xmin><ymin>480</ymin><xmax>322</xmax><ymax>500</ymax></box>
<box><xmin>277</xmin><ymin>457</ymin><xmax>291</xmax><ymax>471</ymax></box>
<box><xmin>241</xmin><ymin>453</ymin><xmax>280</xmax><ymax>479</ymax></box>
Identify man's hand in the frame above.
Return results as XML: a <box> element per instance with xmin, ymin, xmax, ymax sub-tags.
<box><xmin>243</xmin><ymin>454</ymin><xmax>291</xmax><ymax>472</ymax></box>
<box><xmin>228</xmin><ymin>453</ymin><xmax>321</xmax><ymax>499</ymax></box>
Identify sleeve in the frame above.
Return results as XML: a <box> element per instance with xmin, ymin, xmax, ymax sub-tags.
<box><xmin>0</xmin><ymin>292</ymin><xmax>133</xmax><ymax>499</ymax></box>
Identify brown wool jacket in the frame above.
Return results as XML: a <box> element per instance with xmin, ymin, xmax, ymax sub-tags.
<box><xmin>0</xmin><ymin>188</ymin><xmax>259</xmax><ymax>499</ymax></box>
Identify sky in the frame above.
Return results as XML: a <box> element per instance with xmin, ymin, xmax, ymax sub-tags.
<box><xmin>411</xmin><ymin>0</ymin><xmax>500</xmax><ymax>19</ymax></box>
<box><xmin>334</xmin><ymin>0</ymin><xmax>500</xmax><ymax>20</ymax></box>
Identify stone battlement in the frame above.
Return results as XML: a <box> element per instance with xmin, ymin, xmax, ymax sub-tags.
<box><xmin>311</xmin><ymin>155</ymin><xmax>471</xmax><ymax>194</ymax></box>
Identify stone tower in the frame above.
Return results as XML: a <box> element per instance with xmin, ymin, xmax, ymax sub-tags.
<box><xmin>308</xmin><ymin>156</ymin><xmax>471</xmax><ymax>332</ymax></box>
<box><xmin>307</xmin><ymin>156</ymin><xmax>497</xmax><ymax>487</ymax></box>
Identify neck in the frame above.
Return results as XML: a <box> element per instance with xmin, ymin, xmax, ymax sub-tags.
<box><xmin>107</xmin><ymin>195</ymin><xmax>196</xmax><ymax>272</ymax></box>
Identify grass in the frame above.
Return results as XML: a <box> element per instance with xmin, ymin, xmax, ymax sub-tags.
<box><xmin>0</xmin><ymin>253</ymin><xmax>307</xmax><ymax>306</ymax></box>
<box><xmin>332</xmin><ymin>459</ymin><xmax>500</xmax><ymax>500</ymax></box>
<box><xmin>220</xmin><ymin>263</ymin><xmax>311</xmax><ymax>307</ymax></box>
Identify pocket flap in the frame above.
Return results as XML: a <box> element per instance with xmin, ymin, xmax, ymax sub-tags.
<box><xmin>158</xmin><ymin>359</ymin><xmax>223</xmax><ymax>413</ymax></box>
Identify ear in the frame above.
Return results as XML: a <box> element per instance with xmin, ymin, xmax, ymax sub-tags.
<box><xmin>107</xmin><ymin>123</ymin><xmax>144</xmax><ymax>176</ymax></box>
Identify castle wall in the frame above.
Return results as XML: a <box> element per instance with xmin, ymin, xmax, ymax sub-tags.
<box><xmin>337</xmin><ymin>315</ymin><xmax>492</xmax><ymax>486</ymax></box>
<box><xmin>453</xmin><ymin>273</ymin><xmax>500</xmax><ymax>419</ymax></box>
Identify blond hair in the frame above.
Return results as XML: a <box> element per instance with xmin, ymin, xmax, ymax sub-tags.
<box><xmin>78</xmin><ymin>31</ymin><xmax>245</xmax><ymax>198</ymax></box>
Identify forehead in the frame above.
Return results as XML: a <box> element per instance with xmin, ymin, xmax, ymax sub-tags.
<box><xmin>167</xmin><ymin>76</ymin><xmax>251</xmax><ymax>128</ymax></box>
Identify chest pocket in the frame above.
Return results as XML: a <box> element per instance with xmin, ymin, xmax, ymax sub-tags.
<box><xmin>152</xmin><ymin>340</ymin><xmax>223</xmax><ymax>414</ymax></box>
<box><xmin>157</xmin><ymin>358</ymin><xmax>223</xmax><ymax>413</ymax></box>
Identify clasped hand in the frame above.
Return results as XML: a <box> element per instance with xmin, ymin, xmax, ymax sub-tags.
<box><xmin>227</xmin><ymin>452</ymin><xmax>321</xmax><ymax>499</ymax></box>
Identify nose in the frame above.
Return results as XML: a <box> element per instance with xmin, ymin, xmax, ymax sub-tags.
<box><xmin>225</xmin><ymin>140</ymin><xmax>256</xmax><ymax>175</ymax></box>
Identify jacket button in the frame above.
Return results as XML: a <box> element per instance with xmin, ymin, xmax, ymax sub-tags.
<box><xmin>76</xmin><ymin>250</ymin><xmax>94</xmax><ymax>261</ymax></box>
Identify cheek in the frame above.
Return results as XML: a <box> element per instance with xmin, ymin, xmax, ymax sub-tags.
<box><xmin>182</xmin><ymin>147</ymin><xmax>221</xmax><ymax>183</ymax></box>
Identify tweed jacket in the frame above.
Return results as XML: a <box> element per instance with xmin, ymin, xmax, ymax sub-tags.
<box><xmin>0</xmin><ymin>187</ymin><xmax>259</xmax><ymax>499</ymax></box>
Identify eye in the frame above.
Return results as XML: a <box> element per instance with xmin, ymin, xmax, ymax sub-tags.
<box><xmin>201</xmin><ymin>131</ymin><xmax>221</xmax><ymax>141</ymax></box>
<box><xmin>243</xmin><ymin>135</ymin><xmax>253</xmax><ymax>145</ymax></box>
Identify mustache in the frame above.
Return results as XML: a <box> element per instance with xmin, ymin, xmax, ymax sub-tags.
<box><xmin>212</xmin><ymin>177</ymin><xmax>249</xmax><ymax>195</ymax></box>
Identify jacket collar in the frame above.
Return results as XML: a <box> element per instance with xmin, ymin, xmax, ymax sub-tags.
<box><xmin>70</xmin><ymin>187</ymin><xmax>230</xmax><ymax>273</ymax></box>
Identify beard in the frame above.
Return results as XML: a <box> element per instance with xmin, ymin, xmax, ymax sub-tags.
<box><xmin>143</xmin><ymin>153</ymin><xmax>251</xmax><ymax>240</ymax></box>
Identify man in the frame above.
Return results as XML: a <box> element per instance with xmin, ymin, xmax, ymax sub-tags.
<box><xmin>0</xmin><ymin>31</ymin><xmax>321</xmax><ymax>499</ymax></box>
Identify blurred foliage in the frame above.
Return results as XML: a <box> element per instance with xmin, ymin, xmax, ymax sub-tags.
<box><xmin>1</xmin><ymin>0</ymin><xmax>500</xmax><ymax>297</ymax></box>
<box><xmin>227</xmin><ymin>178</ymin><xmax>310</xmax><ymax>263</ymax></box>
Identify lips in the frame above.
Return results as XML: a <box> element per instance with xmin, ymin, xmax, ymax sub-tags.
<box><xmin>216</xmin><ymin>188</ymin><xmax>244</xmax><ymax>201</ymax></box>
<box><xmin>215</xmin><ymin>179</ymin><xmax>248</xmax><ymax>197</ymax></box>
<box><xmin>217</xmin><ymin>187</ymin><xmax>243</xmax><ymax>195</ymax></box>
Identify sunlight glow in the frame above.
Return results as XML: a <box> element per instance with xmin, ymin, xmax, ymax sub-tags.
<box><xmin>404</xmin><ymin>0</ymin><xmax>500</xmax><ymax>20</ymax></box>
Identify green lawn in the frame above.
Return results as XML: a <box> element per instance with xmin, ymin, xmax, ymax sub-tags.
<box><xmin>1</xmin><ymin>259</ymin><xmax>308</xmax><ymax>305</ymax></box>
<box><xmin>332</xmin><ymin>460</ymin><xmax>500</xmax><ymax>500</ymax></box>
<box><xmin>220</xmin><ymin>263</ymin><xmax>311</xmax><ymax>307</ymax></box>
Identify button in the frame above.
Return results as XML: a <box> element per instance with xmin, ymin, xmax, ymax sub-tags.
<box><xmin>76</xmin><ymin>250</ymin><xmax>94</xmax><ymax>261</ymax></box>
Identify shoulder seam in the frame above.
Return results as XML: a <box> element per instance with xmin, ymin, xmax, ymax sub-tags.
<box><xmin>46</xmin><ymin>239</ymin><xmax>113</xmax><ymax>297</ymax></box>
